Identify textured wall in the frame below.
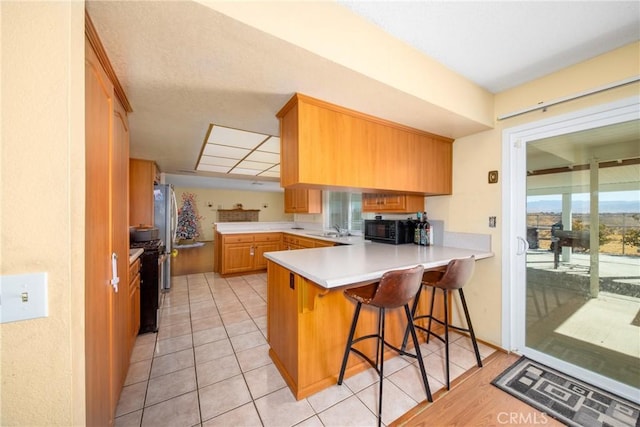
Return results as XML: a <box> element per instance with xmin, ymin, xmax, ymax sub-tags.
<box><xmin>0</xmin><ymin>2</ymin><xmax>85</xmax><ymax>425</ymax></box>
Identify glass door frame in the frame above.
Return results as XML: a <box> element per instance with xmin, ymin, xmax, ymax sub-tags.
<box><xmin>501</xmin><ymin>95</ymin><xmax>640</xmax><ymax>402</ymax></box>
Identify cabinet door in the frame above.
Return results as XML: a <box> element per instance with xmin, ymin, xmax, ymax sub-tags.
<box><xmin>362</xmin><ymin>194</ymin><xmax>381</xmax><ymax>210</ymax></box>
<box><xmin>362</xmin><ymin>193</ymin><xmax>424</xmax><ymax>213</ymax></box>
<box><xmin>129</xmin><ymin>159</ymin><xmax>156</xmax><ymax>227</ymax></box>
<box><xmin>112</xmin><ymin>97</ymin><xmax>131</xmax><ymax>396</ymax></box>
<box><xmin>222</xmin><ymin>243</ymin><xmax>253</xmax><ymax>274</ymax></box>
<box><xmin>129</xmin><ymin>271</ymin><xmax>140</xmax><ymax>351</ymax></box>
<box><xmin>284</xmin><ymin>188</ymin><xmax>322</xmax><ymax>213</ymax></box>
<box><xmin>85</xmin><ymin>35</ymin><xmax>116</xmax><ymax>427</ymax></box>
<box><xmin>254</xmin><ymin>242</ymin><xmax>281</xmax><ymax>270</ymax></box>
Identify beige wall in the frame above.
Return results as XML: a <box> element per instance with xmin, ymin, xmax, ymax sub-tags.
<box><xmin>0</xmin><ymin>2</ymin><xmax>85</xmax><ymax>425</ymax></box>
<box><xmin>173</xmin><ymin>187</ymin><xmax>292</xmax><ymax>240</ymax></box>
<box><xmin>427</xmin><ymin>41</ymin><xmax>640</xmax><ymax>347</ymax></box>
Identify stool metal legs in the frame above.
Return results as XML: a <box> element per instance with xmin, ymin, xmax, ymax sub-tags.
<box><xmin>338</xmin><ymin>302</ymin><xmax>432</xmax><ymax>426</ymax></box>
<box><xmin>403</xmin><ymin>286</ymin><xmax>483</xmax><ymax>390</ymax></box>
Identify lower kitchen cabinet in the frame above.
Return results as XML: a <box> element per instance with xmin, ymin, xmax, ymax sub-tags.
<box><xmin>216</xmin><ymin>232</ymin><xmax>336</xmax><ymax>275</ymax></box>
<box><xmin>220</xmin><ymin>233</ymin><xmax>282</xmax><ymax>275</ymax></box>
<box><xmin>282</xmin><ymin>234</ymin><xmax>316</xmax><ymax>250</ymax></box>
<box><xmin>128</xmin><ymin>258</ymin><xmax>141</xmax><ymax>353</ymax></box>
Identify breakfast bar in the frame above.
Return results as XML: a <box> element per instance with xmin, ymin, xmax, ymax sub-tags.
<box><xmin>264</xmin><ymin>242</ymin><xmax>493</xmax><ymax>400</ymax></box>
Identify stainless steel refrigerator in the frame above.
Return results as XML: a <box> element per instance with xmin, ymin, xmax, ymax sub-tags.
<box><xmin>154</xmin><ymin>184</ymin><xmax>177</xmax><ymax>289</ymax></box>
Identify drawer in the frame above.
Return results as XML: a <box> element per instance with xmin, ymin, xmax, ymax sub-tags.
<box><xmin>223</xmin><ymin>234</ymin><xmax>254</xmax><ymax>244</ymax></box>
<box><xmin>254</xmin><ymin>232</ymin><xmax>281</xmax><ymax>243</ymax></box>
<box><xmin>129</xmin><ymin>258</ymin><xmax>140</xmax><ymax>280</ymax></box>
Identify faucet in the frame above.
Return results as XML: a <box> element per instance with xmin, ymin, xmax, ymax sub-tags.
<box><xmin>334</xmin><ymin>224</ymin><xmax>347</xmax><ymax>236</ymax></box>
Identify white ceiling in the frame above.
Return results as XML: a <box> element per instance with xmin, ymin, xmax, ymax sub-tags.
<box><xmin>86</xmin><ymin>1</ymin><xmax>640</xmax><ymax>192</ymax></box>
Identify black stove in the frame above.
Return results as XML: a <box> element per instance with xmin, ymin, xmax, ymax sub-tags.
<box><xmin>131</xmin><ymin>239</ymin><xmax>164</xmax><ymax>252</ymax></box>
<box><xmin>131</xmin><ymin>239</ymin><xmax>164</xmax><ymax>334</ymax></box>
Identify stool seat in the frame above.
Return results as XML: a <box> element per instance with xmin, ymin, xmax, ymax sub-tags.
<box><xmin>338</xmin><ymin>265</ymin><xmax>432</xmax><ymax>426</ymax></box>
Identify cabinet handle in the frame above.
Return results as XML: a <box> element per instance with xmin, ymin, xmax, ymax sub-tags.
<box><xmin>110</xmin><ymin>252</ymin><xmax>120</xmax><ymax>293</ymax></box>
<box><xmin>289</xmin><ymin>273</ymin><xmax>295</xmax><ymax>290</ymax></box>
<box><xmin>250</xmin><ymin>246</ymin><xmax>255</xmax><ymax>256</ymax></box>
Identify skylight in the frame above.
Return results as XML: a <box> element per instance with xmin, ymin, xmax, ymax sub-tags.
<box><xmin>196</xmin><ymin>124</ymin><xmax>280</xmax><ymax>178</ymax></box>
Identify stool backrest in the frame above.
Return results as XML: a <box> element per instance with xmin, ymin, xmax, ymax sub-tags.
<box><xmin>369</xmin><ymin>265</ymin><xmax>425</xmax><ymax>308</ymax></box>
<box><xmin>438</xmin><ymin>256</ymin><xmax>475</xmax><ymax>290</ymax></box>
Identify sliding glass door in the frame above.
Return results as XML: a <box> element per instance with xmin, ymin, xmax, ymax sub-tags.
<box><xmin>503</xmin><ymin>97</ymin><xmax>640</xmax><ymax>402</ymax></box>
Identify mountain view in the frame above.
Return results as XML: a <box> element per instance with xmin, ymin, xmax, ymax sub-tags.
<box><xmin>527</xmin><ymin>200</ymin><xmax>640</xmax><ymax>214</ymax></box>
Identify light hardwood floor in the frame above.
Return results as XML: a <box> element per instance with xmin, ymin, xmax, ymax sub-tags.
<box><xmin>392</xmin><ymin>351</ymin><xmax>564</xmax><ymax>427</ymax></box>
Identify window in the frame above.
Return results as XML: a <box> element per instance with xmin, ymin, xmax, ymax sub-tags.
<box><xmin>324</xmin><ymin>192</ymin><xmax>363</xmax><ymax>233</ymax></box>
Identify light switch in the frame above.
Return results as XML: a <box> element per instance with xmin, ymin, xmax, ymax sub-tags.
<box><xmin>0</xmin><ymin>272</ymin><xmax>48</xmax><ymax>323</ymax></box>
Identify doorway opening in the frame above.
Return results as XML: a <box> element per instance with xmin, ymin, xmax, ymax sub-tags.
<box><xmin>502</xmin><ymin>96</ymin><xmax>640</xmax><ymax>402</ymax></box>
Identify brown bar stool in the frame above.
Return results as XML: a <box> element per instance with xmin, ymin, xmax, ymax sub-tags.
<box><xmin>403</xmin><ymin>256</ymin><xmax>482</xmax><ymax>390</ymax></box>
<box><xmin>337</xmin><ymin>265</ymin><xmax>432</xmax><ymax>426</ymax></box>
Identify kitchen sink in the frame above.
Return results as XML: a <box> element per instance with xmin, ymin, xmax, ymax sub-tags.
<box><xmin>306</xmin><ymin>232</ymin><xmax>352</xmax><ymax>238</ymax></box>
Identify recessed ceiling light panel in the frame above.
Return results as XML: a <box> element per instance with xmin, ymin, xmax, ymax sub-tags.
<box><xmin>197</xmin><ymin>124</ymin><xmax>281</xmax><ymax>178</ymax></box>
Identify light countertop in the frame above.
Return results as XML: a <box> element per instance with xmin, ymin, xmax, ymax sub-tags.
<box><xmin>264</xmin><ymin>243</ymin><xmax>493</xmax><ymax>289</ymax></box>
<box><xmin>129</xmin><ymin>248</ymin><xmax>143</xmax><ymax>264</ymax></box>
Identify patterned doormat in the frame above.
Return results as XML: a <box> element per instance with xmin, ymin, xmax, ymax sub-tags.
<box><xmin>491</xmin><ymin>356</ymin><xmax>640</xmax><ymax>427</ymax></box>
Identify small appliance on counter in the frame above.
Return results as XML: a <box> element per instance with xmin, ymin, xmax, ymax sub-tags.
<box><xmin>364</xmin><ymin>219</ymin><xmax>413</xmax><ymax>244</ymax></box>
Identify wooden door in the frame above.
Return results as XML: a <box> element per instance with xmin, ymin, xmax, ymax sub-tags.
<box><xmin>112</xmin><ymin>99</ymin><xmax>130</xmax><ymax>396</ymax></box>
<box><xmin>85</xmin><ymin>36</ymin><xmax>115</xmax><ymax>427</ymax></box>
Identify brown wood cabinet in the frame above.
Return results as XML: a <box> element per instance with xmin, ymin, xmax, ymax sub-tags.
<box><xmin>284</xmin><ymin>188</ymin><xmax>322</xmax><ymax>213</ymax></box>
<box><xmin>129</xmin><ymin>158</ymin><xmax>158</xmax><ymax>227</ymax></box>
<box><xmin>362</xmin><ymin>193</ymin><xmax>425</xmax><ymax>213</ymax></box>
<box><xmin>220</xmin><ymin>233</ymin><xmax>282</xmax><ymax>275</ymax></box>
<box><xmin>128</xmin><ymin>258</ymin><xmax>141</xmax><ymax>352</ymax></box>
<box><xmin>85</xmin><ymin>14</ymin><xmax>132</xmax><ymax>426</ymax></box>
<box><xmin>282</xmin><ymin>234</ymin><xmax>316</xmax><ymax>250</ymax></box>
<box><xmin>277</xmin><ymin>93</ymin><xmax>454</xmax><ymax>195</ymax></box>
<box><xmin>215</xmin><ymin>232</ymin><xmax>336</xmax><ymax>274</ymax></box>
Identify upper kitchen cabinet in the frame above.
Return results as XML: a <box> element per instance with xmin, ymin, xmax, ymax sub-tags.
<box><xmin>277</xmin><ymin>93</ymin><xmax>454</xmax><ymax>195</ymax></box>
<box><xmin>129</xmin><ymin>159</ymin><xmax>159</xmax><ymax>227</ymax></box>
<box><xmin>362</xmin><ymin>193</ymin><xmax>425</xmax><ymax>213</ymax></box>
<box><xmin>284</xmin><ymin>188</ymin><xmax>322</xmax><ymax>214</ymax></box>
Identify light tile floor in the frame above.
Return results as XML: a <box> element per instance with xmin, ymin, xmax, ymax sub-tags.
<box><xmin>115</xmin><ymin>272</ymin><xmax>496</xmax><ymax>427</ymax></box>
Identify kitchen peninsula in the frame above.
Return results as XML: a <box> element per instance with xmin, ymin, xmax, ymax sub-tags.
<box><xmin>264</xmin><ymin>239</ymin><xmax>493</xmax><ymax>400</ymax></box>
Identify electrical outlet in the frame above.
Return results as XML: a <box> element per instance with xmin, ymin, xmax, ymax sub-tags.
<box><xmin>0</xmin><ymin>272</ymin><xmax>48</xmax><ymax>323</ymax></box>
<box><xmin>489</xmin><ymin>216</ymin><xmax>497</xmax><ymax>228</ymax></box>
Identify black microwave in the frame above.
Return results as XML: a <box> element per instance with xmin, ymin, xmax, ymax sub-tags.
<box><xmin>364</xmin><ymin>219</ymin><xmax>413</xmax><ymax>244</ymax></box>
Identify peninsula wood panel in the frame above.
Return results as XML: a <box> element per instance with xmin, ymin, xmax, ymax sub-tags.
<box><xmin>277</xmin><ymin>93</ymin><xmax>454</xmax><ymax>194</ymax></box>
<box><xmin>267</xmin><ymin>261</ymin><xmax>444</xmax><ymax>400</ymax></box>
